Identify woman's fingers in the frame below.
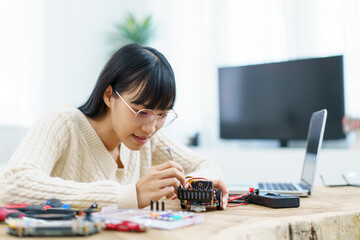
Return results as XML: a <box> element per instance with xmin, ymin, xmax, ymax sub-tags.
<box><xmin>136</xmin><ymin>162</ymin><xmax>186</xmax><ymax>208</ymax></box>
<box><xmin>155</xmin><ymin>167</ymin><xmax>186</xmax><ymax>186</ymax></box>
<box><xmin>212</xmin><ymin>179</ymin><xmax>229</xmax><ymax>210</ymax></box>
<box><xmin>154</xmin><ymin>160</ymin><xmax>184</xmax><ymax>174</ymax></box>
<box><xmin>212</xmin><ymin>179</ymin><xmax>228</xmax><ymax>194</ymax></box>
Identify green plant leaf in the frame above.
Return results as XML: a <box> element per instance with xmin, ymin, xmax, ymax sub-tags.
<box><xmin>108</xmin><ymin>12</ymin><xmax>155</xmax><ymax>50</ymax></box>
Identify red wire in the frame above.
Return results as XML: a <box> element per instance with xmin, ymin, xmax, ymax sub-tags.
<box><xmin>227</xmin><ymin>203</ymin><xmax>248</xmax><ymax>207</ymax></box>
<box><xmin>227</xmin><ymin>190</ymin><xmax>253</xmax><ymax>207</ymax></box>
<box><xmin>228</xmin><ymin>191</ymin><xmax>250</xmax><ymax>203</ymax></box>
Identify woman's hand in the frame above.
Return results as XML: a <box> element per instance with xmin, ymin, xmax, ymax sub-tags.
<box><xmin>211</xmin><ymin>179</ymin><xmax>228</xmax><ymax>209</ymax></box>
<box><xmin>136</xmin><ymin>161</ymin><xmax>186</xmax><ymax>208</ymax></box>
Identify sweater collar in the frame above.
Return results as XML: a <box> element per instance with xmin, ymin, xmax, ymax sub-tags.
<box><xmin>119</xmin><ymin>143</ymin><xmax>131</xmax><ymax>169</ymax></box>
<box><xmin>72</xmin><ymin>105</ymin><xmax>123</xmax><ymax>179</ymax></box>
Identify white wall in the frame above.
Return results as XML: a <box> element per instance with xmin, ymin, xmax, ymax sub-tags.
<box><xmin>41</xmin><ymin>0</ymin><xmax>156</xmax><ymax>113</ymax></box>
<box><xmin>0</xmin><ymin>0</ymin><xmax>360</xmax><ymax>159</ymax></box>
<box><xmin>191</xmin><ymin>147</ymin><xmax>360</xmax><ymax>186</ymax></box>
<box><xmin>0</xmin><ymin>0</ymin><xmax>44</xmax><ymax>126</ymax></box>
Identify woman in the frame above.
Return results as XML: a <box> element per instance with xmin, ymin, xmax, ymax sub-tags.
<box><xmin>0</xmin><ymin>44</ymin><xmax>227</xmax><ymax>209</ymax></box>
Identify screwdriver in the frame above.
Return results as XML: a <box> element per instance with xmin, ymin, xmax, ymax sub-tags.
<box><xmin>166</xmin><ymin>147</ymin><xmax>175</xmax><ymax>161</ymax></box>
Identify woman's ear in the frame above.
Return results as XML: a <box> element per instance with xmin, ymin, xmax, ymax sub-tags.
<box><xmin>103</xmin><ymin>85</ymin><xmax>114</xmax><ymax>108</ymax></box>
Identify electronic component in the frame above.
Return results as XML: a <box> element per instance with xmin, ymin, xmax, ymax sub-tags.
<box><xmin>150</xmin><ymin>200</ymin><xmax>165</xmax><ymax>211</ymax></box>
<box><xmin>227</xmin><ymin>188</ymin><xmax>257</xmax><ymax>207</ymax></box>
<box><xmin>6</xmin><ymin>217</ymin><xmax>103</xmax><ymax>237</ymax></box>
<box><xmin>92</xmin><ymin>205</ymin><xmax>204</xmax><ymax>230</ymax></box>
<box><xmin>177</xmin><ymin>179</ymin><xmax>223</xmax><ymax>212</ymax></box>
<box><xmin>0</xmin><ymin>200</ymin><xmax>76</xmax><ymax>222</ymax></box>
<box><xmin>45</xmin><ymin>198</ymin><xmax>71</xmax><ymax>209</ymax></box>
<box><xmin>0</xmin><ymin>208</ymin><xmax>24</xmax><ymax>221</ymax></box>
<box><xmin>247</xmin><ymin>192</ymin><xmax>300</xmax><ymax>208</ymax></box>
<box><xmin>4</xmin><ymin>200</ymin><xmax>102</xmax><ymax>237</ymax></box>
<box><xmin>1</xmin><ymin>203</ymin><xmax>52</xmax><ymax>212</ymax></box>
<box><xmin>105</xmin><ymin>220</ymin><xmax>146</xmax><ymax>232</ymax></box>
<box><xmin>25</xmin><ymin>209</ymin><xmax>76</xmax><ymax>220</ymax></box>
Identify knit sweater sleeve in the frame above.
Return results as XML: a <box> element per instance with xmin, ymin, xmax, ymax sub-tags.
<box><xmin>150</xmin><ymin>131</ymin><xmax>224</xmax><ymax>180</ymax></box>
<box><xmin>0</xmin><ymin>109</ymin><xmax>137</xmax><ymax>209</ymax></box>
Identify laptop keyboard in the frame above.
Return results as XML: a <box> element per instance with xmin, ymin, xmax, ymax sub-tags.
<box><xmin>259</xmin><ymin>182</ymin><xmax>300</xmax><ymax>191</ymax></box>
<box><xmin>298</xmin><ymin>183</ymin><xmax>309</xmax><ymax>190</ymax></box>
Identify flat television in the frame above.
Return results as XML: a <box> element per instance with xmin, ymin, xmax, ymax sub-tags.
<box><xmin>219</xmin><ymin>55</ymin><xmax>345</xmax><ymax>147</ymax></box>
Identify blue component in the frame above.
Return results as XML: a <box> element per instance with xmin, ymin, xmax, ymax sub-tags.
<box><xmin>172</xmin><ymin>215</ymin><xmax>181</xmax><ymax>220</ymax></box>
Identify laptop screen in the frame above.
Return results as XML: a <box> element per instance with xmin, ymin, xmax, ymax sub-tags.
<box><xmin>301</xmin><ymin>110</ymin><xmax>327</xmax><ymax>186</ymax></box>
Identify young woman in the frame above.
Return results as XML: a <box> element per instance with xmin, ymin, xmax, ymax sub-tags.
<box><xmin>0</xmin><ymin>44</ymin><xmax>227</xmax><ymax>209</ymax></box>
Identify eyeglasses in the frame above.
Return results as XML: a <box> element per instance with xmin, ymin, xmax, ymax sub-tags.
<box><xmin>115</xmin><ymin>91</ymin><xmax>178</xmax><ymax>127</ymax></box>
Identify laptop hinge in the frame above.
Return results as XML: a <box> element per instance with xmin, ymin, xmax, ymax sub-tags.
<box><xmin>300</xmin><ymin>179</ymin><xmax>311</xmax><ymax>189</ymax></box>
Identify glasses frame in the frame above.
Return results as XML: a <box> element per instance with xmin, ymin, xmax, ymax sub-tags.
<box><xmin>115</xmin><ymin>91</ymin><xmax>178</xmax><ymax>127</ymax></box>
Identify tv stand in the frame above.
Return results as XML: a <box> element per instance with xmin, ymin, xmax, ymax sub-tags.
<box><xmin>279</xmin><ymin>140</ymin><xmax>288</xmax><ymax>148</ymax></box>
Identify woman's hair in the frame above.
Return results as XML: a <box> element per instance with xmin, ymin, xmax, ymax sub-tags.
<box><xmin>79</xmin><ymin>43</ymin><xmax>176</xmax><ymax>118</ymax></box>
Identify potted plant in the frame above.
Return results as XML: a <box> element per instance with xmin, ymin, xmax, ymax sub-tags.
<box><xmin>342</xmin><ymin>115</ymin><xmax>360</xmax><ymax>149</ymax></box>
<box><xmin>108</xmin><ymin>13</ymin><xmax>155</xmax><ymax>52</ymax></box>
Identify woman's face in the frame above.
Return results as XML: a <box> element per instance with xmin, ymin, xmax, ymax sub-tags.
<box><xmin>109</xmin><ymin>89</ymin><xmax>168</xmax><ymax>150</ymax></box>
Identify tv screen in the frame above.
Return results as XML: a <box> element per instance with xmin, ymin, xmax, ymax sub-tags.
<box><xmin>219</xmin><ymin>55</ymin><xmax>345</xmax><ymax>145</ymax></box>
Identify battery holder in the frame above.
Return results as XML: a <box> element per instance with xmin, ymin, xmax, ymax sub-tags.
<box><xmin>247</xmin><ymin>192</ymin><xmax>300</xmax><ymax>208</ymax></box>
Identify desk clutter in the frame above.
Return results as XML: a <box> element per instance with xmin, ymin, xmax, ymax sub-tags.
<box><xmin>0</xmin><ymin>186</ymin><xmax>299</xmax><ymax>237</ymax></box>
<box><xmin>0</xmin><ymin>200</ymin><xmax>102</xmax><ymax>237</ymax></box>
<box><xmin>92</xmin><ymin>204</ymin><xmax>204</xmax><ymax>231</ymax></box>
<box><xmin>0</xmin><ymin>199</ymin><xmax>204</xmax><ymax>237</ymax></box>
<box><xmin>228</xmin><ymin>188</ymin><xmax>300</xmax><ymax>208</ymax></box>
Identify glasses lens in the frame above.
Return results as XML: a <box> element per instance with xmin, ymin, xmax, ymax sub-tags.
<box><xmin>135</xmin><ymin>109</ymin><xmax>156</xmax><ymax>125</ymax></box>
<box><xmin>135</xmin><ymin>110</ymin><xmax>177</xmax><ymax>126</ymax></box>
<box><xmin>163</xmin><ymin>111</ymin><xmax>177</xmax><ymax>127</ymax></box>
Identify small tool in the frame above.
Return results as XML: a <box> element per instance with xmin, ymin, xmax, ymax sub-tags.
<box><xmin>166</xmin><ymin>147</ymin><xmax>174</xmax><ymax>161</ymax></box>
<box><xmin>166</xmin><ymin>147</ymin><xmax>185</xmax><ymax>189</ymax></box>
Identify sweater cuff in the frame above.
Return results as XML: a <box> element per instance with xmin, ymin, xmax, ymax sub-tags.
<box><xmin>115</xmin><ymin>183</ymin><xmax>138</xmax><ymax>209</ymax></box>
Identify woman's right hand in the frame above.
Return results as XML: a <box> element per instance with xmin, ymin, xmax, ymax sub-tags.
<box><xmin>136</xmin><ymin>161</ymin><xmax>186</xmax><ymax>208</ymax></box>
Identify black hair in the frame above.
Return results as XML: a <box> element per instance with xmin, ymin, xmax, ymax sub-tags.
<box><xmin>79</xmin><ymin>43</ymin><xmax>176</xmax><ymax>118</ymax></box>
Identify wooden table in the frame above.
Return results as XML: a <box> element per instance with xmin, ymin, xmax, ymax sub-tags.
<box><xmin>1</xmin><ymin>186</ymin><xmax>360</xmax><ymax>240</ymax></box>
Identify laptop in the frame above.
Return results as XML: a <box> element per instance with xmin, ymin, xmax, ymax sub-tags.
<box><xmin>228</xmin><ymin>109</ymin><xmax>327</xmax><ymax>197</ymax></box>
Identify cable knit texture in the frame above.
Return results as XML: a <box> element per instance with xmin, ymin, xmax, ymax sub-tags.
<box><xmin>0</xmin><ymin>104</ymin><xmax>222</xmax><ymax>208</ymax></box>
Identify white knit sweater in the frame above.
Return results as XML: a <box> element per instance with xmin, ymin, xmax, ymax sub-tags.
<box><xmin>0</xmin><ymin>104</ymin><xmax>222</xmax><ymax>208</ymax></box>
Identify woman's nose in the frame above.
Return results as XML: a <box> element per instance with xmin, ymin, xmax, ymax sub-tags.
<box><xmin>140</xmin><ymin>120</ymin><xmax>158</xmax><ymax>135</ymax></box>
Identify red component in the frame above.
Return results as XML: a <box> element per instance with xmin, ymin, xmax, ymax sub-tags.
<box><xmin>2</xmin><ymin>203</ymin><xmax>31</xmax><ymax>210</ymax></box>
<box><xmin>1</xmin><ymin>203</ymin><xmax>53</xmax><ymax>212</ymax></box>
<box><xmin>249</xmin><ymin>188</ymin><xmax>255</xmax><ymax>193</ymax></box>
<box><xmin>43</xmin><ymin>205</ymin><xmax>52</xmax><ymax>211</ymax></box>
<box><xmin>105</xmin><ymin>220</ymin><xmax>146</xmax><ymax>232</ymax></box>
<box><xmin>0</xmin><ymin>208</ymin><xmax>24</xmax><ymax>221</ymax></box>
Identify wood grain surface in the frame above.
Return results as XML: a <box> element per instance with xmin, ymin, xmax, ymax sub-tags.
<box><xmin>0</xmin><ymin>186</ymin><xmax>359</xmax><ymax>240</ymax></box>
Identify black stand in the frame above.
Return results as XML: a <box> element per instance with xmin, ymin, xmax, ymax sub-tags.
<box><xmin>279</xmin><ymin>140</ymin><xmax>288</xmax><ymax>148</ymax></box>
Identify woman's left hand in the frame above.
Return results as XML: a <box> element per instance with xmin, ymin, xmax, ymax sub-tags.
<box><xmin>211</xmin><ymin>179</ymin><xmax>228</xmax><ymax>209</ymax></box>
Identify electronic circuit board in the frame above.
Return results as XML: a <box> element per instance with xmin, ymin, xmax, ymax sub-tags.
<box><xmin>177</xmin><ymin>180</ymin><xmax>223</xmax><ymax>212</ymax></box>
